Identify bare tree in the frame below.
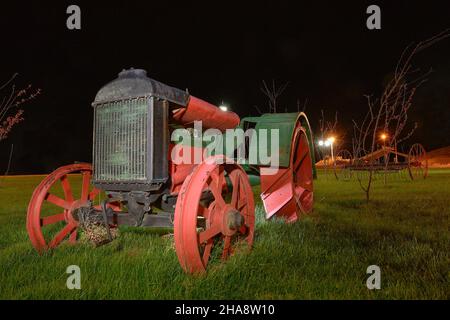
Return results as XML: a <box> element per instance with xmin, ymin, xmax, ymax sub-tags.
<box><xmin>297</xmin><ymin>98</ymin><xmax>308</xmax><ymax>112</ymax></box>
<box><xmin>318</xmin><ymin>109</ymin><xmax>338</xmax><ymax>143</ymax></box>
<box><xmin>352</xmin><ymin>30</ymin><xmax>449</xmax><ymax>202</ymax></box>
<box><xmin>260</xmin><ymin>80</ymin><xmax>289</xmax><ymax>113</ymax></box>
<box><xmin>0</xmin><ymin>73</ymin><xmax>41</xmax><ymax>141</ymax></box>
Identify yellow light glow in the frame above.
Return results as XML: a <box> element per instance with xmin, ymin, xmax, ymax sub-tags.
<box><xmin>327</xmin><ymin>136</ymin><xmax>335</xmax><ymax>143</ymax></box>
<box><xmin>380</xmin><ymin>133</ymin><xmax>387</xmax><ymax>140</ymax></box>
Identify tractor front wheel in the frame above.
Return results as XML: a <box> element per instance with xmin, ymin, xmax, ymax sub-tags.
<box><xmin>174</xmin><ymin>156</ymin><xmax>255</xmax><ymax>274</ymax></box>
<box><xmin>26</xmin><ymin>163</ymin><xmax>101</xmax><ymax>253</ymax></box>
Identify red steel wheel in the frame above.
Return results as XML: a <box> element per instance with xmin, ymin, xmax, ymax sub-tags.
<box><xmin>174</xmin><ymin>155</ymin><xmax>255</xmax><ymax>274</ymax></box>
<box><xmin>260</xmin><ymin>126</ymin><xmax>314</xmax><ymax>223</ymax></box>
<box><xmin>27</xmin><ymin>163</ymin><xmax>101</xmax><ymax>253</ymax></box>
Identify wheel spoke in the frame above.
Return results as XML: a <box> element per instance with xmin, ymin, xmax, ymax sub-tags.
<box><xmin>89</xmin><ymin>188</ymin><xmax>100</xmax><ymax>200</ymax></box>
<box><xmin>40</xmin><ymin>213</ymin><xmax>65</xmax><ymax>226</ymax></box>
<box><xmin>69</xmin><ymin>229</ymin><xmax>77</xmax><ymax>244</ymax></box>
<box><xmin>237</xmin><ymin>202</ymin><xmax>247</xmax><ymax>211</ymax></box>
<box><xmin>198</xmin><ymin>223</ymin><xmax>221</xmax><ymax>244</ymax></box>
<box><xmin>49</xmin><ymin>223</ymin><xmax>76</xmax><ymax>248</ymax></box>
<box><xmin>81</xmin><ymin>171</ymin><xmax>91</xmax><ymax>201</ymax></box>
<box><xmin>45</xmin><ymin>193</ymin><xmax>70</xmax><ymax>210</ymax></box>
<box><xmin>202</xmin><ymin>240</ymin><xmax>214</xmax><ymax>266</ymax></box>
<box><xmin>231</xmin><ymin>174</ymin><xmax>241</xmax><ymax>208</ymax></box>
<box><xmin>209</xmin><ymin>179</ymin><xmax>225</xmax><ymax>208</ymax></box>
<box><xmin>60</xmin><ymin>175</ymin><xmax>74</xmax><ymax>203</ymax></box>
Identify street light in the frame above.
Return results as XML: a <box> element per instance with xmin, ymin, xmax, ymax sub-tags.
<box><xmin>380</xmin><ymin>133</ymin><xmax>388</xmax><ymax>149</ymax></box>
<box><xmin>219</xmin><ymin>101</ymin><xmax>228</xmax><ymax>112</ymax></box>
<box><xmin>327</xmin><ymin>136</ymin><xmax>335</xmax><ymax>162</ymax></box>
<box><xmin>318</xmin><ymin>136</ymin><xmax>336</xmax><ymax>162</ymax></box>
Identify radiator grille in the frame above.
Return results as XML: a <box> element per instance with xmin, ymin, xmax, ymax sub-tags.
<box><xmin>93</xmin><ymin>98</ymin><xmax>148</xmax><ymax>182</ymax></box>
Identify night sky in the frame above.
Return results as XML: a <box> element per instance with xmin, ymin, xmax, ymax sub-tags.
<box><xmin>0</xmin><ymin>1</ymin><xmax>449</xmax><ymax>174</ymax></box>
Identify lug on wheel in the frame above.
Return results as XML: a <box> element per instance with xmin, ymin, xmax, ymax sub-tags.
<box><xmin>408</xmin><ymin>143</ymin><xmax>428</xmax><ymax>180</ymax></box>
<box><xmin>27</xmin><ymin>163</ymin><xmax>102</xmax><ymax>253</ymax></box>
<box><xmin>174</xmin><ymin>155</ymin><xmax>255</xmax><ymax>274</ymax></box>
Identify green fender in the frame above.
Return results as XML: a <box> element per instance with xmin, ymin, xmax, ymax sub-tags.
<box><xmin>238</xmin><ymin>112</ymin><xmax>317</xmax><ymax>179</ymax></box>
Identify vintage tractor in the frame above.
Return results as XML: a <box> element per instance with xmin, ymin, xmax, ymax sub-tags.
<box><xmin>26</xmin><ymin>68</ymin><xmax>315</xmax><ymax>273</ymax></box>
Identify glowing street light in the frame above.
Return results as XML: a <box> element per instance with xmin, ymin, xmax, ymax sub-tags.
<box><xmin>318</xmin><ymin>136</ymin><xmax>336</xmax><ymax>162</ymax></box>
<box><xmin>219</xmin><ymin>102</ymin><xmax>228</xmax><ymax>112</ymax></box>
<box><xmin>380</xmin><ymin>133</ymin><xmax>388</xmax><ymax>148</ymax></box>
<box><xmin>327</xmin><ymin>136</ymin><xmax>335</xmax><ymax>162</ymax></box>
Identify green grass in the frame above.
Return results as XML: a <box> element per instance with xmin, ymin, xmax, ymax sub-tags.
<box><xmin>0</xmin><ymin>170</ymin><xmax>448</xmax><ymax>299</ymax></box>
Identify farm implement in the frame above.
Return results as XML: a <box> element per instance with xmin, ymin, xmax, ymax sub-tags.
<box><xmin>333</xmin><ymin>144</ymin><xmax>428</xmax><ymax>181</ymax></box>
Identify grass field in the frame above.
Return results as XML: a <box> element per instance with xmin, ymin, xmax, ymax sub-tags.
<box><xmin>0</xmin><ymin>169</ymin><xmax>448</xmax><ymax>299</ymax></box>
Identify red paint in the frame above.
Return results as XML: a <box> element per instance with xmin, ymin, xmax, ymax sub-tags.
<box><xmin>174</xmin><ymin>155</ymin><xmax>255</xmax><ymax>274</ymax></box>
<box><xmin>172</xmin><ymin>96</ymin><xmax>240</xmax><ymax>131</ymax></box>
<box><xmin>260</xmin><ymin>126</ymin><xmax>314</xmax><ymax>223</ymax></box>
<box><xmin>27</xmin><ymin>163</ymin><xmax>120</xmax><ymax>253</ymax></box>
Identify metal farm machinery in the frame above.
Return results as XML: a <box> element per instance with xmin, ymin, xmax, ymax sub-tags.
<box><xmin>333</xmin><ymin>144</ymin><xmax>428</xmax><ymax>181</ymax></box>
<box><xmin>26</xmin><ymin>68</ymin><xmax>315</xmax><ymax>273</ymax></box>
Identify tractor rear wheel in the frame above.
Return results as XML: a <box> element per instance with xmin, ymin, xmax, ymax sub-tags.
<box><xmin>260</xmin><ymin>126</ymin><xmax>313</xmax><ymax>223</ymax></box>
<box><xmin>27</xmin><ymin>163</ymin><xmax>102</xmax><ymax>253</ymax></box>
<box><xmin>174</xmin><ymin>156</ymin><xmax>255</xmax><ymax>274</ymax></box>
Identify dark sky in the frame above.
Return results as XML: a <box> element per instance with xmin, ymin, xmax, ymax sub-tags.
<box><xmin>0</xmin><ymin>0</ymin><xmax>449</xmax><ymax>174</ymax></box>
